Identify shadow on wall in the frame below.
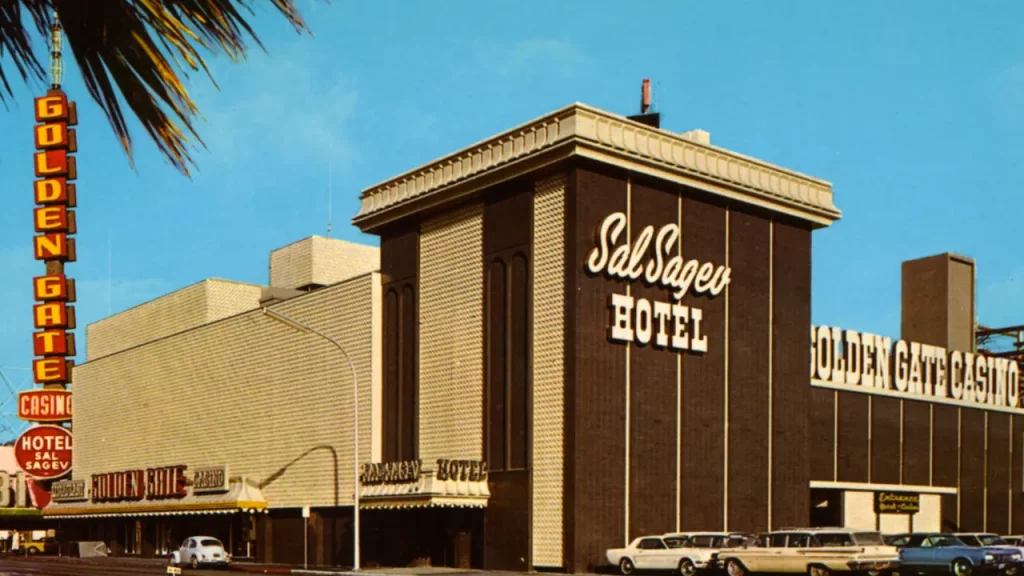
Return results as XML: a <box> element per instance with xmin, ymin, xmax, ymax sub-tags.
<box><xmin>260</xmin><ymin>445</ymin><xmax>339</xmax><ymax>506</ymax></box>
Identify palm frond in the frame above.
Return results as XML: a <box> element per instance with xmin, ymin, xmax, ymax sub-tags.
<box><xmin>0</xmin><ymin>0</ymin><xmax>314</xmax><ymax>177</ymax></box>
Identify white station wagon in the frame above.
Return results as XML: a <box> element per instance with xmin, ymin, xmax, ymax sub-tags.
<box><xmin>716</xmin><ymin>528</ymin><xmax>901</xmax><ymax>576</ymax></box>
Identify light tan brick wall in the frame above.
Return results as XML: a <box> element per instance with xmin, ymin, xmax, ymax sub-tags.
<box><xmin>74</xmin><ymin>273</ymin><xmax>381</xmax><ymax>509</ymax></box>
<box><xmin>311</xmin><ymin>236</ymin><xmax>380</xmax><ymax>286</ymax></box>
<box><xmin>532</xmin><ymin>174</ymin><xmax>566</xmax><ymax>567</ymax></box>
<box><xmin>269</xmin><ymin>236</ymin><xmax>379</xmax><ymax>290</ymax></box>
<box><xmin>86</xmin><ymin>280</ymin><xmax>262</xmax><ymax>361</ymax></box>
<box><xmin>418</xmin><ymin>204</ymin><xmax>484</xmax><ymax>464</ymax></box>
<box><xmin>204</xmin><ymin>281</ymin><xmax>264</xmax><ymax>324</ymax></box>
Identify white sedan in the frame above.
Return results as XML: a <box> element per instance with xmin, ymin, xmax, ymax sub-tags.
<box><xmin>170</xmin><ymin>536</ymin><xmax>231</xmax><ymax>569</ymax></box>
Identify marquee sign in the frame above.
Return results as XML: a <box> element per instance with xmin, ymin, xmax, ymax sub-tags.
<box><xmin>811</xmin><ymin>326</ymin><xmax>1022</xmax><ymax>410</ymax></box>
<box><xmin>587</xmin><ymin>212</ymin><xmax>731</xmax><ymax>353</ymax></box>
<box><xmin>435</xmin><ymin>459</ymin><xmax>488</xmax><ymax>482</ymax></box>
<box><xmin>31</xmin><ymin>91</ymin><xmax>79</xmax><ymax>391</ymax></box>
<box><xmin>360</xmin><ymin>460</ymin><xmax>422</xmax><ymax>485</ymax></box>
<box><xmin>50</xmin><ymin>478</ymin><xmax>86</xmax><ymax>502</ymax></box>
<box><xmin>14</xmin><ymin>425</ymin><xmax>73</xmax><ymax>480</ymax></box>
<box><xmin>92</xmin><ymin>465</ymin><xmax>189</xmax><ymax>503</ymax></box>
<box><xmin>191</xmin><ymin>466</ymin><xmax>229</xmax><ymax>494</ymax></box>
<box><xmin>18</xmin><ymin>389</ymin><xmax>72</xmax><ymax>422</ymax></box>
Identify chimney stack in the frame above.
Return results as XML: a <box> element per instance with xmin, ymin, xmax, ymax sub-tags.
<box><xmin>628</xmin><ymin>78</ymin><xmax>661</xmax><ymax>129</ymax></box>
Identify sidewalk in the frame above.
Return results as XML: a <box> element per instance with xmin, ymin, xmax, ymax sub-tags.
<box><xmin>3</xmin><ymin>554</ymin><xmax>596</xmax><ymax>576</ymax></box>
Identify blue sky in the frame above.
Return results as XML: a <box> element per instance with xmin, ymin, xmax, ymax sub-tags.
<box><xmin>0</xmin><ymin>1</ymin><xmax>1022</xmax><ymax>432</ymax></box>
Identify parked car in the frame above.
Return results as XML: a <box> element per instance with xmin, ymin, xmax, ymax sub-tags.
<box><xmin>1005</xmin><ymin>537</ymin><xmax>1024</xmax><ymax>548</ymax></box>
<box><xmin>19</xmin><ymin>537</ymin><xmax>58</xmax><ymax>555</ymax></box>
<box><xmin>886</xmin><ymin>533</ymin><xmax>1021</xmax><ymax>576</ymax></box>
<box><xmin>169</xmin><ymin>536</ymin><xmax>230</xmax><ymax>569</ymax></box>
<box><xmin>656</xmin><ymin>532</ymin><xmax>759</xmax><ymax>575</ymax></box>
<box><xmin>716</xmin><ymin>528</ymin><xmax>900</xmax><ymax>576</ymax></box>
<box><xmin>956</xmin><ymin>534</ymin><xmax>1024</xmax><ymax>557</ymax></box>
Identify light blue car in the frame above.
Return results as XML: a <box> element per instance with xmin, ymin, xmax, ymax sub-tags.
<box><xmin>886</xmin><ymin>533</ymin><xmax>1021</xmax><ymax>576</ymax></box>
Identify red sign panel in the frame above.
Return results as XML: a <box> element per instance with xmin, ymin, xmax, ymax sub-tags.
<box><xmin>18</xmin><ymin>390</ymin><xmax>72</xmax><ymax>423</ymax></box>
<box><xmin>15</xmin><ymin>425</ymin><xmax>73</xmax><ymax>480</ymax></box>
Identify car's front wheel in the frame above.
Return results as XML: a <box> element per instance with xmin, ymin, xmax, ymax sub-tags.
<box><xmin>951</xmin><ymin>559</ymin><xmax>973</xmax><ymax>576</ymax></box>
<box><xmin>190</xmin><ymin>556</ymin><xmax>199</xmax><ymax>570</ymax></box>
<box><xmin>620</xmin><ymin>558</ymin><xmax>636</xmax><ymax>575</ymax></box>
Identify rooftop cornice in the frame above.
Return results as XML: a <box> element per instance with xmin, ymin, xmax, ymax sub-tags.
<box><xmin>353</xmin><ymin>103</ymin><xmax>841</xmax><ymax>231</ymax></box>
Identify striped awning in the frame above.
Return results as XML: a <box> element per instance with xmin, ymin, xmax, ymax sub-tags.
<box><xmin>42</xmin><ymin>477</ymin><xmax>267</xmax><ymax>519</ymax></box>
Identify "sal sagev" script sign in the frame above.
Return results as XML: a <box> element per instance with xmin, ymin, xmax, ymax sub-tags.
<box><xmin>587</xmin><ymin>212</ymin><xmax>731</xmax><ymax>354</ymax></box>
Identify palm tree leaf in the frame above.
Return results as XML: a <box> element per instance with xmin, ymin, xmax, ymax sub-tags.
<box><xmin>0</xmin><ymin>0</ymin><xmax>313</xmax><ymax>176</ymax></box>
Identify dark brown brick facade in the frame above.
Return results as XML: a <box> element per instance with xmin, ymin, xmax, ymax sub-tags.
<box><xmin>566</xmin><ymin>164</ymin><xmax>812</xmax><ymax>570</ymax></box>
<box><xmin>726</xmin><ymin>208</ymin><xmax>771</xmax><ymax>533</ymax></box>
<box><xmin>628</xmin><ymin>180</ymin><xmax>679</xmax><ymax>539</ymax></box>
<box><xmin>769</xmin><ymin>220</ymin><xmax>811</xmax><ymax>531</ymax></box>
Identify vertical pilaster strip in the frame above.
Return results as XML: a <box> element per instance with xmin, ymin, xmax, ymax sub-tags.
<box><xmin>1010</xmin><ymin>417</ymin><xmax>1014</xmax><ymax>533</ymax></box>
<box><xmin>624</xmin><ymin>177</ymin><xmax>632</xmax><ymax>545</ymax></box>
<box><xmin>723</xmin><ymin>208</ymin><xmax>730</xmax><ymax>530</ymax></box>
<box><xmin>930</xmin><ymin>405</ymin><xmax>935</xmax><ymax>485</ymax></box>
<box><xmin>371</xmin><ymin>271</ymin><xmax>383</xmax><ymax>462</ymax></box>
<box><xmin>957</xmin><ymin>407</ymin><xmax>963</xmax><ymax>528</ymax></box>
<box><xmin>868</xmin><ymin>398</ymin><xmax>873</xmax><ymax>482</ymax></box>
<box><xmin>899</xmin><ymin>400</ymin><xmax>904</xmax><ymax>484</ymax></box>
<box><xmin>834</xmin><ymin>391</ymin><xmax>839</xmax><ymax>481</ymax></box>
<box><xmin>676</xmin><ymin>193</ymin><xmax>683</xmax><ymax>533</ymax></box>
<box><xmin>531</xmin><ymin>174</ymin><xmax>566</xmax><ymax>567</ymax></box>
<box><xmin>984</xmin><ymin>412</ymin><xmax>989</xmax><ymax>531</ymax></box>
<box><xmin>767</xmin><ymin>220</ymin><xmax>774</xmax><ymax>531</ymax></box>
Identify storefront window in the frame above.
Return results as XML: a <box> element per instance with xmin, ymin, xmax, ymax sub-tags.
<box><xmin>121</xmin><ymin>520</ymin><xmax>142</xmax><ymax>555</ymax></box>
<box><xmin>155</xmin><ymin>521</ymin><xmax>173</xmax><ymax>556</ymax></box>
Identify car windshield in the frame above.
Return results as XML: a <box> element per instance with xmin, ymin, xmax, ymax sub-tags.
<box><xmin>665</xmin><ymin>537</ymin><xmax>688</xmax><ymax>549</ymax></box>
<box><xmin>200</xmin><ymin>539</ymin><xmax>223</xmax><ymax>548</ymax></box>
<box><xmin>981</xmin><ymin>535</ymin><xmax>1008</xmax><ymax>546</ymax></box>
<box><xmin>931</xmin><ymin>536</ymin><xmax>965</xmax><ymax>548</ymax></box>
<box><xmin>853</xmin><ymin>532</ymin><xmax>885</xmax><ymax>546</ymax></box>
<box><xmin>958</xmin><ymin>535</ymin><xmax>982</xmax><ymax>547</ymax></box>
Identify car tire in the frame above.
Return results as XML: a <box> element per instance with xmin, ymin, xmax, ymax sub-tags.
<box><xmin>620</xmin><ymin>558</ymin><xmax>636</xmax><ymax>575</ymax></box>
<box><xmin>26</xmin><ymin>548</ymin><xmax>36</xmax><ymax>556</ymax></box>
<box><xmin>809</xmin><ymin>566</ymin><xmax>830</xmax><ymax>576</ymax></box>
<box><xmin>951</xmin><ymin>559</ymin><xmax>972</xmax><ymax>576</ymax></box>
<box><xmin>726</xmin><ymin>559</ymin><xmax>746</xmax><ymax>576</ymax></box>
<box><xmin>190</xmin><ymin>556</ymin><xmax>199</xmax><ymax>570</ymax></box>
<box><xmin>679</xmin><ymin>558</ymin><xmax>697</xmax><ymax>576</ymax></box>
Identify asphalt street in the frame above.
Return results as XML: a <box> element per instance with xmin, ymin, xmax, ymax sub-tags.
<box><xmin>0</xmin><ymin>557</ymin><xmax>230</xmax><ymax>575</ymax></box>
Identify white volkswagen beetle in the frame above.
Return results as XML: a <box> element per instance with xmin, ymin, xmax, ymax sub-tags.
<box><xmin>169</xmin><ymin>536</ymin><xmax>231</xmax><ymax>569</ymax></box>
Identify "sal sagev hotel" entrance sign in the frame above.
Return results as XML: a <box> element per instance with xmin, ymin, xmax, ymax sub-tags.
<box><xmin>588</xmin><ymin>212</ymin><xmax>731</xmax><ymax>353</ymax></box>
<box><xmin>811</xmin><ymin>326</ymin><xmax>1022</xmax><ymax>410</ymax></box>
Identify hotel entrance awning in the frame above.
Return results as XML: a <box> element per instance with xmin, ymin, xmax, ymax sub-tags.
<box><xmin>359</xmin><ymin>459</ymin><xmax>490</xmax><ymax>510</ymax></box>
<box><xmin>41</xmin><ymin>477</ymin><xmax>267</xmax><ymax>519</ymax></box>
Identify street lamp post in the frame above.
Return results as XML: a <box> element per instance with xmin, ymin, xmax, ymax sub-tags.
<box><xmin>260</xmin><ymin>307</ymin><xmax>360</xmax><ymax>571</ymax></box>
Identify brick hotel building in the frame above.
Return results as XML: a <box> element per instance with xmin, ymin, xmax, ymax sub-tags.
<box><xmin>40</xmin><ymin>102</ymin><xmax>1024</xmax><ymax>572</ymax></box>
